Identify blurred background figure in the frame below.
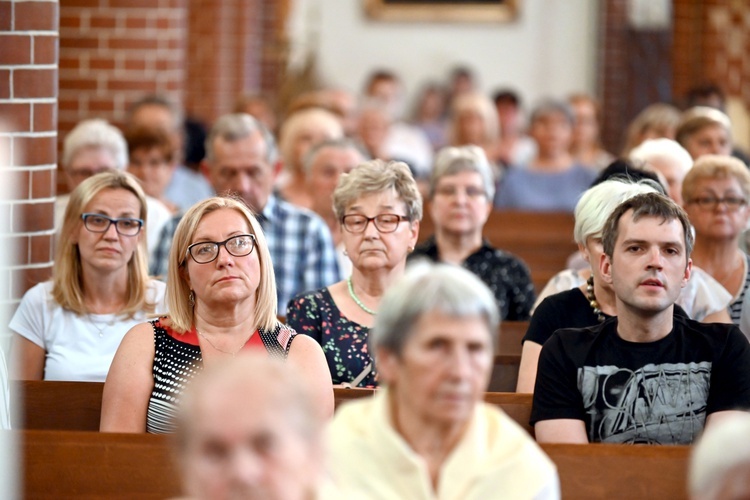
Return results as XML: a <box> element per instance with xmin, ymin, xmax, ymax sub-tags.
<box><xmin>568</xmin><ymin>93</ymin><xmax>614</xmax><ymax>171</ymax></box>
<box><xmin>448</xmin><ymin>91</ymin><xmax>500</xmax><ymax>168</ymax></box>
<box><xmin>276</xmin><ymin>107</ymin><xmax>344</xmax><ymax>208</ymax></box>
<box><xmin>620</xmin><ymin>103</ymin><xmax>681</xmax><ymax>156</ymax></box>
<box><xmin>126</xmin><ymin>94</ymin><xmax>214</xmax><ymax>211</ymax></box>
<box><xmin>125</xmin><ymin>126</ymin><xmax>179</xmax><ymax>213</ymax></box>
<box><xmin>12</xmin><ymin>171</ymin><xmax>166</xmax><ymax>381</ymax></box>
<box><xmin>287</xmin><ymin>160</ymin><xmax>421</xmax><ymax>388</ymax></box>
<box><xmin>495</xmin><ymin>99</ymin><xmax>596</xmax><ymax>212</ymax></box>
<box><xmin>175</xmin><ymin>354</ymin><xmax>339</xmax><ymax>500</ymax></box>
<box><xmin>410</xmin><ymin>82</ymin><xmax>449</xmax><ymax>151</ymax></box>
<box><xmin>447</xmin><ymin>65</ymin><xmax>477</xmax><ymax>104</ymax></box>
<box><xmin>492</xmin><ymin>88</ymin><xmax>535</xmax><ymax>167</ymax></box>
<box><xmin>682</xmin><ymin>155</ymin><xmax>750</xmax><ymax>324</ymax></box>
<box><xmin>629</xmin><ymin>138</ymin><xmax>694</xmax><ymax>206</ymax></box>
<box><xmin>676</xmin><ymin>106</ymin><xmax>734</xmax><ymax>160</ymax></box>
<box><xmin>410</xmin><ymin>145</ymin><xmax>535</xmax><ymax>320</ymax></box>
<box><xmin>233</xmin><ymin>93</ymin><xmax>279</xmax><ymax>136</ymax></box>
<box><xmin>57</xmin><ymin>119</ymin><xmax>172</xmax><ymax>259</ymax></box>
<box><xmin>303</xmin><ymin>138</ymin><xmax>368</xmax><ymax>275</ymax></box>
<box><xmin>328</xmin><ymin>262</ymin><xmax>560</xmax><ymax>499</ymax></box>
<box><xmin>689</xmin><ymin>412</ymin><xmax>750</xmax><ymax>500</ymax></box>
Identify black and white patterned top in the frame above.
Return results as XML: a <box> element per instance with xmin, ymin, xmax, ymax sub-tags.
<box><xmin>409</xmin><ymin>237</ymin><xmax>536</xmax><ymax>321</ymax></box>
<box><xmin>146</xmin><ymin>318</ymin><xmax>295</xmax><ymax>434</ymax></box>
<box><xmin>729</xmin><ymin>253</ymin><xmax>750</xmax><ymax>325</ymax></box>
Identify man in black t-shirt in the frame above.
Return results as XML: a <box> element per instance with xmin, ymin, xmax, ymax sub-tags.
<box><xmin>531</xmin><ymin>193</ymin><xmax>750</xmax><ymax>444</ymax></box>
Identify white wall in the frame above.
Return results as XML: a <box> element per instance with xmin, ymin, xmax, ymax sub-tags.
<box><xmin>293</xmin><ymin>0</ymin><xmax>598</xmax><ymax>112</ymax></box>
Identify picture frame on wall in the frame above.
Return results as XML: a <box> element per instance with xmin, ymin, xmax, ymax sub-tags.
<box><xmin>364</xmin><ymin>0</ymin><xmax>519</xmax><ymax>23</ymax></box>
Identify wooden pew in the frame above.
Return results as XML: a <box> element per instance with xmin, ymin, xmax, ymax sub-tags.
<box><xmin>418</xmin><ymin>209</ymin><xmax>577</xmax><ymax>292</ymax></box>
<box><xmin>498</xmin><ymin>320</ymin><xmax>527</xmax><ymax>356</ymax></box>
<box><xmin>20</xmin><ymin>430</ymin><xmax>690</xmax><ymax>499</ymax></box>
<box><xmin>541</xmin><ymin>443</ymin><xmax>690</xmax><ymax>499</ymax></box>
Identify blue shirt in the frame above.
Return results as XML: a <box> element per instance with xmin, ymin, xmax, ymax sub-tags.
<box><xmin>150</xmin><ymin>194</ymin><xmax>341</xmax><ymax>313</ymax></box>
<box><xmin>163</xmin><ymin>165</ymin><xmax>215</xmax><ymax>211</ymax></box>
<box><xmin>494</xmin><ymin>165</ymin><xmax>597</xmax><ymax>212</ymax></box>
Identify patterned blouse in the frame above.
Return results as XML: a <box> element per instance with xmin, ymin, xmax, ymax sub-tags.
<box><xmin>286</xmin><ymin>288</ymin><xmax>377</xmax><ymax>388</ymax></box>
<box><xmin>409</xmin><ymin>237</ymin><xmax>536</xmax><ymax>320</ymax></box>
<box><xmin>146</xmin><ymin>318</ymin><xmax>295</xmax><ymax>434</ymax></box>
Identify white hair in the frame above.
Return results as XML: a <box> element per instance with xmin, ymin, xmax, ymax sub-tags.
<box><xmin>689</xmin><ymin>413</ymin><xmax>750</xmax><ymax>500</ymax></box>
<box><xmin>629</xmin><ymin>138</ymin><xmax>693</xmax><ymax>175</ymax></box>
<box><xmin>62</xmin><ymin>119</ymin><xmax>128</xmax><ymax>170</ymax></box>
<box><xmin>430</xmin><ymin>145</ymin><xmax>496</xmax><ymax>200</ymax></box>
<box><xmin>573</xmin><ymin>178</ymin><xmax>660</xmax><ymax>245</ymax></box>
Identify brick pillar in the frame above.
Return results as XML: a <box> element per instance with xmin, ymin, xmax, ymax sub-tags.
<box><xmin>58</xmin><ymin>0</ymin><xmax>188</xmax><ymax>192</ymax></box>
<box><xmin>0</xmin><ymin>0</ymin><xmax>58</xmax><ymax>350</ymax></box>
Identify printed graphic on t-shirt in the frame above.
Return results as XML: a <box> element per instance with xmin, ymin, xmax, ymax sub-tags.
<box><xmin>578</xmin><ymin>361</ymin><xmax>711</xmax><ymax>444</ymax></box>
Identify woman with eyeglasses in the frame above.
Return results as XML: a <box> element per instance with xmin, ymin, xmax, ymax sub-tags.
<box><xmin>683</xmin><ymin>155</ymin><xmax>750</xmax><ymax>325</ymax></box>
<box><xmin>100</xmin><ymin>196</ymin><xmax>333</xmax><ymax>433</ymax></box>
<box><xmin>286</xmin><ymin>160</ymin><xmax>421</xmax><ymax>387</ymax></box>
<box><xmin>10</xmin><ymin>171</ymin><xmax>166</xmax><ymax>381</ymax></box>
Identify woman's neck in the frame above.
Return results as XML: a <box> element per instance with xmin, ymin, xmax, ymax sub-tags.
<box><xmin>193</xmin><ymin>298</ymin><xmax>257</xmax><ymax>335</ymax></box>
<box><xmin>281</xmin><ymin>173</ymin><xmax>312</xmax><ymax>209</ymax></box>
<box><xmin>81</xmin><ymin>267</ymin><xmax>129</xmax><ymax>313</ymax></box>
<box><xmin>691</xmin><ymin>239</ymin><xmax>741</xmax><ymax>272</ymax></box>
<box><xmin>531</xmin><ymin>151</ymin><xmax>573</xmax><ymax>172</ymax></box>
<box><xmin>434</xmin><ymin>229</ymin><xmax>482</xmax><ymax>265</ymax></box>
<box><xmin>350</xmin><ymin>265</ymin><xmax>404</xmax><ymax>300</ymax></box>
<box><xmin>579</xmin><ymin>269</ymin><xmax>617</xmax><ymax>316</ymax></box>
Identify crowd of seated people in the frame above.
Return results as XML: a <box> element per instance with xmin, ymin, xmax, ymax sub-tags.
<box><xmin>11</xmin><ymin>69</ymin><xmax>750</xmax><ymax>497</ymax></box>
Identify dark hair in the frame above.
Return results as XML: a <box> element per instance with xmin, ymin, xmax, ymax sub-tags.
<box><xmin>601</xmin><ymin>192</ymin><xmax>694</xmax><ymax>261</ymax></box>
<box><xmin>125</xmin><ymin>126</ymin><xmax>174</xmax><ymax>162</ymax></box>
<box><xmin>592</xmin><ymin>159</ymin><xmax>665</xmax><ymax>194</ymax></box>
<box><xmin>685</xmin><ymin>83</ymin><xmax>726</xmax><ymax>109</ymax></box>
<box><xmin>492</xmin><ymin>89</ymin><xmax>521</xmax><ymax>107</ymax></box>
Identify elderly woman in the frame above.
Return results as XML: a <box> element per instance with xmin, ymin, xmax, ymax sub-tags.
<box><xmin>620</xmin><ymin>102</ymin><xmax>681</xmax><ymax>156</ymax></box>
<box><xmin>286</xmin><ymin>160</ymin><xmax>421</xmax><ymax>388</ymax></box>
<box><xmin>410</xmin><ymin>145</ymin><xmax>535</xmax><ymax>320</ymax></box>
<box><xmin>57</xmin><ymin>119</ymin><xmax>172</xmax><ymax>257</ymax></box>
<box><xmin>630</xmin><ymin>138</ymin><xmax>694</xmax><ymax>206</ymax></box>
<box><xmin>494</xmin><ymin>99</ymin><xmax>597</xmax><ymax>212</ymax></box>
<box><xmin>448</xmin><ymin>91</ymin><xmax>499</xmax><ymax>162</ymax></box>
<box><xmin>683</xmin><ymin>155</ymin><xmax>750</xmax><ymax>324</ymax></box>
<box><xmin>100</xmin><ymin>196</ymin><xmax>333</xmax><ymax>433</ymax></box>
<box><xmin>328</xmin><ymin>263</ymin><xmax>560</xmax><ymax>499</ymax></box>
<box><xmin>517</xmin><ymin>178</ymin><xmax>732</xmax><ymax>393</ymax></box>
<box><xmin>10</xmin><ymin>171</ymin><xmax>166</xmax><ymax>381</ymax></box>
<box><xmin>568</xmin><ymin>93</ymin><xmax>614</xmax><ymax>171</ymax></box>
<box><xmin>676</xmin><ymin>106</ymin><xmax>733</xmax><ymax>160</ymax></box>
<box><xmin>276</xmin><ymin>107</ymin><xmax>344</xmax><ymax>208</ymax></box>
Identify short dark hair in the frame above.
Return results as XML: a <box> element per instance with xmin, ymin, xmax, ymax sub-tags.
<box><xmin>492</xmin><ymin>89</ymin><xmax>520</xmax><ymax>108</ymax></box>
<box><xmin>601</xmin><ymin>192</ymin><xmax>694</xmax><ymax>261</ymax></box>
<box><xmin>125</xmin><ymin>126</ymin><xmax>174</xmax><ymax>162</ymax></box>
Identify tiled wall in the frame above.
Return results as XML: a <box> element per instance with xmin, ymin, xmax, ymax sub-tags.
<box><xmin>0</xmin><ymin>0</ymin><xmax>59</xmax><ymax>347</ymax></box>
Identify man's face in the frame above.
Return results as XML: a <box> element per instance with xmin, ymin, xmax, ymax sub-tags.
<box><xmin>601</xmin><ymin>211</ymin><xmax>691</xmax><ymax>317</ymax></box>
<box><xmin>307</xmin><ymin>146</ymin><xmax>362</xmax><ymax>219</ymax></box>
<box><xmin>182</xmin><ymin>383</ymin><xmax>320</xmax><ymax>500</ymax></box>
<box><xmin>204</xmin><ymin>131</ymin><xmax>274</xmax><ymax>213</ymax></box>
<box><xmin>65</xmin><ymin>146</ymin><xmax>118</xmax><ymax>190</ymax></box>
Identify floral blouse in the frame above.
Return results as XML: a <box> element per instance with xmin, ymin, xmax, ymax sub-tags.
<box><xmin>286</xmin><ymin>288</ymin><xmax>377</xmax><ymax>387</ymax></box>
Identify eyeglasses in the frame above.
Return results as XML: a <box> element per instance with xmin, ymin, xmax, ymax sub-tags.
<box><xmin>689</xmin><ymin>196</ymin><xmax>747</xmax><ymax>211</ymax></box>
<box><xmin>186</xmin><ymin>234</ymin><xmax>257</xmax><ymax>264</ymax></box>
<box><xmin>434</xmin><ymin>185</ymin><xmax>487</xmax><ymax>198</ymax></box>
<box><xmin>341</xmin><ymin>214</ymin><xmax>410</xmax><ymax>233</ymax></box>
<box><xmin>81</xmin><ymin>213</ymin><xmax>143</xmax><ymax>236</ymax></box>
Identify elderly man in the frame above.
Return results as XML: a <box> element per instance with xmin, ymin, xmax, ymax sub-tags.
<box><xmin>151</xmin><ymin>113</ymin><xmax>340</xmax><ymax>312</ymax></box>
<box><xmin>532</xmin><ymin>193</ymin><xmax>750</xmax><ymax>444</ymax></box>
<box><xmin>174</xmin><ymin>353</ymin><xmax>337</xmax><ymax>499</ymax></box>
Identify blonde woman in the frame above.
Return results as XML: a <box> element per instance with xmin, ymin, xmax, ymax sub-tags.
<box><xmin>101</xmin><ymin>196</ymin><xmax>333</xmax><ymax>433</ymax></box>
<box><xmin>10</xmin><ymin>171</ymin><xmax>166</xmax><ymax>381</ymax></box>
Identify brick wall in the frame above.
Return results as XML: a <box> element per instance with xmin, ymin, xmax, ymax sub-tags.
<box><xmin>0</xmin><ymin>0</ymin><xmax>59</xmax><ymax>348</ymax></box>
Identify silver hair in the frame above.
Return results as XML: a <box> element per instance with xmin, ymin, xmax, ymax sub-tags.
<box><xmin>302</xmin><ymin>137</ymin><xmax>369</xmax><ymax>174</ymax></box>
<box><xmin>629</xmin><ymin>138</ymin><xmax>693</xmax><ymax>175</ymax></box>
<box><xmin>205</xmin><ymin>113</ymin><xmax>278</xmax><ymax>165</ymax></box>
<box><xmin>573</xmin><ymin>178</ymin><xmax>660</xmax><ymax>245</ymax></box>
<box><xmin>371</xmin><ymin>261</ymin><xmax>500</xmax><ymax>356</ymax></box>
<box><xmin>62</xmin><ymin>119</ymin><xmax>128</xmax><ymax>170</ymax></box>
<box><xmin>530</xmin><ymin>98</ymin><xmax>575</xmax><ymax>125</ymax></box>
<box><xmin>430</xmin><ymin>145</ymin><xmax>496</xmax><ymax>200</ymax></box>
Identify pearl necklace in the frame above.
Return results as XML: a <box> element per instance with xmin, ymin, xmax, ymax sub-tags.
<box><xmin>347</xmin><ymin>276</ymin><xmax>376</xmax><ymax>315</ymax></box>
<box><xmin>197</xmin><ymin>329</ymin><xmax>253</xmax><ymax>357</ymax></box>
<box><xmin>586</xmin><ymin>275</ymin><xmax>606</xmax><ymax>323</ymax></box>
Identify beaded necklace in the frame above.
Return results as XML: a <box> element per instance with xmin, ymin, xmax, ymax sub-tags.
<box><xmin>586</xmin><ymin>275</ymin><xmax>606</xmax><ymax>323</ymax></box>
<box><xmin>347</xmin><ymin>276</ymin><xmax>376</xmax><ymax>315</ymax></box>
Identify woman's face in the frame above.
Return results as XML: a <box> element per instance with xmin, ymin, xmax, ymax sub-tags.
<box><xmin>530</xmin><ymin>111</ymin><xmax>573</xmax><ymax>157</ymax></box>
<box><xmin>456</xmin><ymin>109</ymin><xmax>486</xmax><ymax>145</ymax></box>
<box><xmin>685</xmin><ymin>176</ymin><xmax>750</xmax><ymax>242</ymax></box>
<box><xmin>683</xmin><ymin>124</ymin><xmax>732</xmax><ymax>159</ymax></box>
<box><xmin>571</xmin><ymin>100</ymin><xmax>599</xmax><ymax>147</ymax></box>
<box><xmin>127</xmin><ymin>146</ymin><xmax>174</xmax><ymax>199</ymax></box>
<box><xmin>378</xmin><ymin>310</ymin><xmax>492</xmax><ymax>426</ymax></box>
<box><xmin>66</xmin><ymin>147</ymin><xmax>118</xmax><ymax>191</ymax></box>
<box><xmin>581</xmin><ymin>236</ymin><xmax>612</xmax><ymax>288</ymax></box>
<box><xmin>74</xmin><ymin>187</ymin><xmax>142</xmax><ymax>275</ymax></box>
<box><xmin>430</xmin><ymin>170</ymin><xmax>490</xmax><ymax>237</ymax></box>
<box><xmin>184</xmin><ymin>208</ymin><xmax>261</xmax><ymax>308</ymax></box>
<box><xmin>341</xmin><ymin>188</ymin><xmax>419</xmax><ymax>274</ymax></box>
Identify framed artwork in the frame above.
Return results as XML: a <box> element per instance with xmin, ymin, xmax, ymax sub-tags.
<box><xmin>364</xmin><ymin>0</ymin><xmax>519</xmax><ymax>23</ymax></box>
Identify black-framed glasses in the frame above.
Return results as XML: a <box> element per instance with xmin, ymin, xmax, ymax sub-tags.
<box><xmin>186</xmin><ymin>234</ymin><xmax>257</xmax><ymax>264</ymax></box>
<box><xmin>689</xmin><ymin>196</ymin><xmax>747</xmax><ymax>211</ymax></box>
<box><xmin>341</xmin><ymin>214</ymin><xmax>410</xmax><ymax>234</ymax></box>
<box><xmin>81</xmin><ymin>213</ymin><xmax>143</xmax><ymax>236</ymax></box>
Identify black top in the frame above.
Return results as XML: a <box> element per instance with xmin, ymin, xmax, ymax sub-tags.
<box><xmin>409</xmin><ymin>236</ymin><xmax>535</xmax><ymax>321</ymax></box>
<box><xmin>530</xmin><ymin>316</ymin><xmax>750</xmax><ymax>444</ymax></box>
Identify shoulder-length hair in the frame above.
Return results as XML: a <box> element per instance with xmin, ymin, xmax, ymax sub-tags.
<box><xmin>52</xmin><ymin>170</ymin><xmax>153</xmax><ymax>317</ymax></box>
<box><xmin>167</xmin><ymin>196</ymin><xmax>278</xmax><ymax>334</ymax></box>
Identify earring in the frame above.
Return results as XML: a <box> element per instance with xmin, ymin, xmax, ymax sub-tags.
<box><xmin>188</xmin><ymin>290</ymin><xmax>195</xmax><ymax>307</ymax></box>
<box><xmin>408</xmin><ymin>246</ymin><xmax>414</xmax><ymax>253</ymax></box>
<box><xmin>343</xmin><ymin>249</ymin><xmax>349</xmax><ymax>256</ymax></box>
